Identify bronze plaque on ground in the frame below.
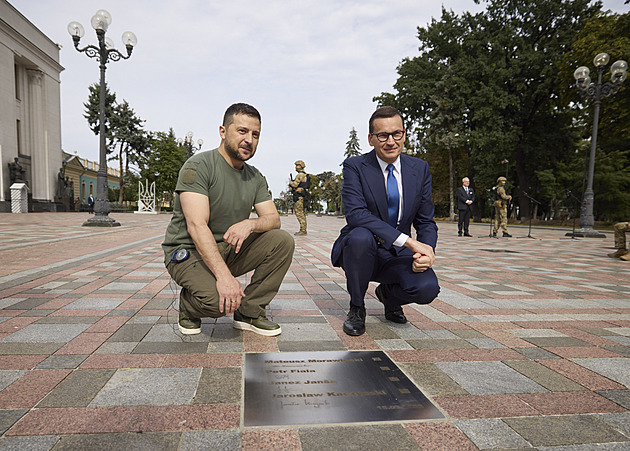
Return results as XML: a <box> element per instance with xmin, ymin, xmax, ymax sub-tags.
<box><xmin>244</xmin><ymin>350</ymin><xmax>443</xmax><ymax>426</ymax></box>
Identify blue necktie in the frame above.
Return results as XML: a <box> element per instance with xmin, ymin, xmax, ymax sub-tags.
<box><xmin>386</xmin><ymin>164</ymin><xmax>399</xmax><ymax>228</ymax></box>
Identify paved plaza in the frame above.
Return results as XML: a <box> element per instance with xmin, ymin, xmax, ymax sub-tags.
<box><xmin>0</xmin><ymin>212</ymin><xmax>629</xmax><ymax>450</ymax></box>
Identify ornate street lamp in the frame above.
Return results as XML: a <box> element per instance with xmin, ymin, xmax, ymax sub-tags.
<box><xmin>68</xmin><ymin>10</ymin><xmax>137</xmax><ymax>227</ymax></box>
<box><xmin>178</xmin><ymin>131</ymin><xmax>203</xmax><ymax>159</ymax></box>
<box><xmin>567</xmin><ymin>53</ymin><xmax>627</xmax><ymax>238</ymax></box>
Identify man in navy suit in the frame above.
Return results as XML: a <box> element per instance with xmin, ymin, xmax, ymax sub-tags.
<box><xmin>456</xmin><ymin>177</ymin><xmax>474</xmax><ymax>236</ymax></box>
<box><xmin>331</xmin><ymin>106</ymin><xmax>440</xmax><ymax>336</ymax></box>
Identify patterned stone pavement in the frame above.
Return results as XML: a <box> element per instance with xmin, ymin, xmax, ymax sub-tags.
<box><xmin>0</xmin><ymin>212</ymin><xmax>629</xmax><ymax>450</ymax></box>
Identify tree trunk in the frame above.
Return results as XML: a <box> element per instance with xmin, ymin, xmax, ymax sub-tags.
<box><xmin>448</xmin><ymin>147</ymin><xmax>454</xmax><ymax>221</ymax></box>
<box><xmin>515</xmin><ymin>145</ymin><xmax>530</xmax><ymax>223</ymax></box>
<box><xmin>117</xmin><ymin>143</ymin><xmax>125</xmax><ymax>204</ymax></box>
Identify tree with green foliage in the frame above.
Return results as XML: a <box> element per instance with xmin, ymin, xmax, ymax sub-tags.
<box><xmin>83</xmin><ymin>82</ymin><xmax>116</xmax><ymax>141</ymax></box>
<box><xmin>84</xmin><ymin>83</ymin><xmax>149</xmax><ymax>203</ymax></box>
<box><xmin>376</xmin><ymin>0</ymin><xmax>602</xmax><ymax>222</ymax></box>
<box><xmin>110</xmin><ymin>101</ymin><xmax>149</xmax><ymax>203</ymax></box>
<box><xmin>344</xmin><ymin>128</ymin><xmax>362</xmax><ymax>161</ymax></box>
<box><xmin>559</xmin><ymin>11</ymin><xmax>630</xmax><ymax>221</ymax></box>
<box><xmin>140</xmin><ymin>129</ymin><xmax>187</xmax><ymax>208</ymax></box>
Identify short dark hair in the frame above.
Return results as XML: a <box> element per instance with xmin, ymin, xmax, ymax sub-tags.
<box><xmin>222</xmin><ymin>103</ymin><xmax>261</xmax><ymax>127</ymax></box>
<box><xmin>369</xmin><ymin>106</ymin><xmax>403</xmax><ymax>133</ymax></box>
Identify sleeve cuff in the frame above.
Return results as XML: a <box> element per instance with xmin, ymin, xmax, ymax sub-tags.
<box><xmin>393</xmin><ymin>233</ymin><xmax>408</xmax><ymax>248</ymax></box>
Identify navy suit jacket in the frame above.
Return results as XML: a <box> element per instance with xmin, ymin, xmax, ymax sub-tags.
<box><xmin>331</xmin><ymin>150</ymin><xmax>437</xmax><ymax>267</ymax></box>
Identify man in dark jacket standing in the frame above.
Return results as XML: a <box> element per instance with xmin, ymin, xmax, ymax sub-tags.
<box><xmin>456</xmin><ymin>177</ymin><xmax>474</xmax><ymax>236</ymax></box>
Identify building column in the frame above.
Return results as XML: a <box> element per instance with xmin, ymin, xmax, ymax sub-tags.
<box><xmin>27</xmin><ymin>69</ymin><xmax>47</xmax><ymax>200</ymax></box>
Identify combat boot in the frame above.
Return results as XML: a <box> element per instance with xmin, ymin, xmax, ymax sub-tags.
<box><xmin>620</xmin><ymin>251</ymin><xmax>630</xmax><ymax>261</ymax></box>
<box><xmin>294</xmin><ymin>230</ymin><xmax>307</xmax><ymax>236</ymax></box>
<box><xmin>608</xmin><ymin>248</ymin><xmax>628</xmax><ymax>258</ymax></box>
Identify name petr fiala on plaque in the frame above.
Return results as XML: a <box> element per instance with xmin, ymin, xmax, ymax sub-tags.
<box><xmin>244</xmin><ymin>350</ymin><xmax>443</xmax><ymax>427</ymax></box>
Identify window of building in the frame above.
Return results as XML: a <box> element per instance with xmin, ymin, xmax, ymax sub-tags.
<box><xmin>14</xmin><ymin>64</ymin><xmax>21</xmax><ymax>100</ymax></box>
<box><xmin>16</xmin><ymin>120</ymin><xmax>22</xmax><ymax>154</ymax></box>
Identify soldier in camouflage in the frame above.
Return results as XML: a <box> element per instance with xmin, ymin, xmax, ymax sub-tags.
<box><xmin>493</xmin><ymin>176</ymin><xmax>512</xmax><ymax>237</ymax></box>
<box><xmin>289</xmin><ymin>160</ymin><xmax>309</xmax><ymax>236</ymax></box>
<box><xmin>607</xmin><ymin>222</ymin><xmax>630</xmax><ymax>261</ymax></box>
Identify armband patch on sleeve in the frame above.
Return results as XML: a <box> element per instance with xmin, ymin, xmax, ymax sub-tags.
<box><xmin>182</xmin><ymin>166</ymin><xmax>198</xmax><ymax>184</ymax></box>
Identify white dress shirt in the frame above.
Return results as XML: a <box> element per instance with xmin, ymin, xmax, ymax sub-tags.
<box><xmin>376</xmin><ymin>156</ymin><xmax>408</xmax><ymax>247</ymax></box>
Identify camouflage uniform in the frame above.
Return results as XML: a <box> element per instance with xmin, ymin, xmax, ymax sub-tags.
<box><xmin>608</xmin><ymin>222</ymin><xmax>630</xmax><ymax>260</ymax></box>
<box><xmin>493</xmin><ymin>176</ymin><xmax>512</xmax><ymax>237</ymax></box>
<box><xmin>289</xmin><ymin>160</ymin><xmax>309</xmax><ymax>236</ymax></box>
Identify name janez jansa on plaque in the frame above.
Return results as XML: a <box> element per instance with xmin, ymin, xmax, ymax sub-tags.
<box><xmin>270</xmin><ymin>379</ymin><xmax>336</xmax><ymax>385</ymax></box>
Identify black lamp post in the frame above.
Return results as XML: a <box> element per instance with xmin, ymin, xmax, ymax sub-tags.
<box><xmin>178</xmin><ymin>131</ymin><xmax>203</xmax><ymax>159</ymax></box>
<box><xmin>68</xmin><ymin>10</ymin><xmax>137</xmax><ymax>227</ymax></box>
<box><xmin>567</xmin><ymin>53</ymin><xmax>627</xmax><ymax>238</ymax></box>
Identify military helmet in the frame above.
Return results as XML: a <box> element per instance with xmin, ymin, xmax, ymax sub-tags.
<box><xmin>497</xmin><ymin>176</ymin><xmax>507</xmax><ymax>183</ymax></box>
<box><xmin>294</xmin><ymin>160</ymin><xmax>305</xmax><ymax>168</ymax></box>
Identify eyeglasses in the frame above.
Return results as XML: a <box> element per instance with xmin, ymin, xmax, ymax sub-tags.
<box><xmin>371</xmin><ymin>130</ymin><xmax>405</xmax><ymax>142</ymax></box>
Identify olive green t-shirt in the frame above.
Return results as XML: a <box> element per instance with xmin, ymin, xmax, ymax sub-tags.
<box><xmin>162</xmin><ymin>149</ymin><xmax>272</xmax><ymax>264</ymax></box>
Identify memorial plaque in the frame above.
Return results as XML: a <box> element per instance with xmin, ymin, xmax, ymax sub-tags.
<box><xmin>244</xmin><ymin>351</ymin><xmax>443</xmax><ymax>427</ymax></box>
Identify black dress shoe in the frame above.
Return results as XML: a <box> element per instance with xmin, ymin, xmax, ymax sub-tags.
<box><xmin>464</xmin><ymin>233</ymin><xmax>472</xmax><ymax>237</ymax></box>
<box><xmin>503</xmin><ymin>232</ymin><xmax>512</xmax><ymax>237</ymax></box>
<box><xmin>343</xmin><ymin>304</ymin><xmax>366</xmax><ymax>336</ymax></box>
<box><xmin>458</xmin><ymin>232</ymin><xmax>462</xmax><ymax>236</ymax></box>
<box><xmin>375</xmin><ymin>285</ymin><xmax>407</xmax><ymax>324</ymax></box>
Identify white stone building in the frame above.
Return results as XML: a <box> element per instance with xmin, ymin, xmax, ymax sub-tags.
<box><xmin>0</xmin><ymin>0</ymin><xmax>64</xmax><ymax>211</ymax></box>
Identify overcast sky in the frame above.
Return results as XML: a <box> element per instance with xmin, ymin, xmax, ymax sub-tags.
<box><xmin>11</xmin><ymin>0</ymin><xmax>629</xmax><ymax>197</ymax></box>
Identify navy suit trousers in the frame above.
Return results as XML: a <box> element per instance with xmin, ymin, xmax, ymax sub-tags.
<box><xmin>340</xmin><ymin>227</ymin><xmax>440</xmax><ymax>307</ymax></box>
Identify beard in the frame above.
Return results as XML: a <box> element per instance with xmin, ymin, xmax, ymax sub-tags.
<box><xmin>225</xmin><ymin>140</ymin><xmax>254</xmax><ymax>162</ymax></box>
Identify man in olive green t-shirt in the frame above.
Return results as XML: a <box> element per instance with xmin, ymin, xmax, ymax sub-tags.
<box><xmin>162</xmin><ymin>103</ymin><xmax>294</xmax><ymax>336</ymax></box>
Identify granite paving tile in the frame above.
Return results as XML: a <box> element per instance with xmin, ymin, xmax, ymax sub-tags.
<box><xmin>0</xmin><ymin>371</ymin><xmax>26</xmax><ymax>391</ymax></box>
<box><xmin>515</xmin><ymin>347</ymin><xmax>562</xmax><ymax>360</ymax></box>
<box><xmin>55</xmin><ymin>332</ymin><xmax>112</xmax><ymax>355</ymax></box>
<box><xmin>106</xmin><ymin>323</ymin><xmax>153</xmax><ymax>342</ymax></box>
<box><xmin>0</xmin><ymin>435</ymin><xmax>60</xmax><ymax>450</ymax></box>
<box><xmin>436</xmin><ymin>361</ymin><xmax>547</xmax><ymax>395</ymax></box>
<box><xmin>435</xmin><ymin>394</ymin><xmax>541</xmax><ymax>418</ymax></box>
<box><xmin>278</xmin><ymin>340</ymin><xmax>347</xmax><ymax>352</ymax></box>
<box><xmin>505</xmin><ymin>360</ymin><xmax>586</xmax><ymax>392</ymax></box>
<box><xmin>516</xmin><ymin>391</ymin><xmax>627</xmax><ymax>415</ymax></box>
<box><xmin>0</xmin><ymin>324</ymin><xmax>91</xmax><ymax>343</ymax></box>
<box><xmin>242</xmin><ymin>429</ymin><xmax>301</xmax><ymax>451</ymax></box>
<box><xmin>299</xmin><ymin>424</ymin><xmax>419</xmax><ymax>451</ymax></box>
<box><xmin>80</xmin><ymin>354</ymin><xmax>167</xmax><ymax>369</ymax></box>
<box><xmin>399</xmin><ymin>362</ymin><xmax>469</xmax><ymax>397</ymax></box>
<box><xmin>89</xmin><ymin>367</ymin><xmax>200</xmax><ymax>407</ymax></box>
<box><xmin>162</xmin><ymin>353</ymin><xmax>241</xmax><ymax>368</ymax></box>
<box><xmin>405</xmin><ymin>422</ymin><xmax>478</xmax><ymax>450</ymax></box>
<box><xmin>537</xmin><ymin>359</ymin><xmax>627</xmax><ymax>390</ymax></box>
<box><xmin>407</xmin><ymin>339</ymin><xmax>476</xmax><ymax>350</ymax></box>
<box><xmin>34</xmin><ymin>316</ymin><xmax>100</xmax><ymax>324</ymax></box>
<box><xmin>598</xmin><ymin>390</ymin><xmax>630</xmax><ymax>410</ymax></box>
<box><xmin>597</xmin><ymin>412</ymin><xmax>630</xmax><ymax>437</ymax></box>
<box><xmin>193</xmin><ymin>367</ymin><xmax>241</xmax><ymax>404</ymax></box>
<box><xmin>543</xmin><ymin>346</ymin><xmax>621</xmax><ymax>359</ymax></box>
<box><xmin>35</xmin><ymin>355</ymin><xmax>87</xmax><ymax>369</ymax></box>
<box><xmin>180</xmin><ymin>430</ymin><xmax>241</xmax><ymax>451</ymax></box>
<box><xmin>0</xmin><ymin>409</ymin><xmax>28</xmax><ymax>435</ymax></box>
<box><xmin>572</xmin><ymin>357</ymin><xmax>630</xmax><ymax>387</ymax></box>
<box><xmin>0</xmin><ymin>343</ymin><xmax>63</xmax><ymax>355</ymax></box>
<box><xmin>132</xmin><ymin>342</ymin><xmax>210</xmax><ymax>354</ymax></box>
<box><xmin>37</xmin><ymin>369</ymin><xmax>115</xmax><ymax>408</ymax></box>
<box><xmin>51</xmin><ymin>432</ymin><xmax>180</xmax><ymax>450</ymax></box>
<box><xmin>456</xmin><ymin>418</ymin><xmax>532</xmax><ymax>450</ymax></box>
<box><xmin>0</xmin><ymin>355</ymin><xmax>47</xmax><ymax>370</ymax></box>
<box><xmin>0</xmin><ymin>369</ymin><xmax>71</xmax><ymax>409</ymax></box>
<box><xmin>504</xmin><ymin>415</ymin><xmax>630</xmax><ymax>447</ymax></box>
